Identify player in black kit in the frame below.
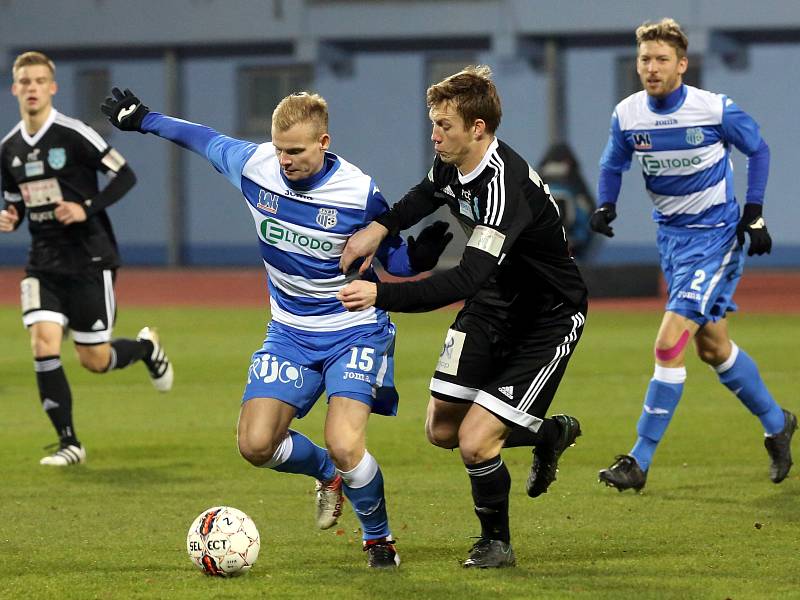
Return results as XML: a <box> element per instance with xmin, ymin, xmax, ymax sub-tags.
<box><xmin>0</xmin><ymin>52</ymin><xmax>173</xmax><ymax>466</ymax></box>
<box><xmin>339</xmin><ymin>66</ymin><xmax>588</xmax><ymax>568</ymax></box>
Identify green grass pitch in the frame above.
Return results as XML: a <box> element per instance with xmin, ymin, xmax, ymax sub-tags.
<box><xmin>1</xmin><ymin>305</ymin><xmax>798</xmax><ymax>599</ymax></box>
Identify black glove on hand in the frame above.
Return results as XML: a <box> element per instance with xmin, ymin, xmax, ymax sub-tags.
<box><xmin>407</xmin><ymin>220</ymin><xmax>453</xmax><ymax>272</ymax></box>
<box><xmin>589</xmin><ymin>203</ymin><xmax>617</xmax><ymax>237</ymax></box>
<box><xmin>736</xmin><ymin>202</ymin><xmax>772</xmax><ymax>256</ymax></box>
<box><xmin>100</xmin><ymin>88</ymin><xmax>149</xmax><ymax>132</ymax></box>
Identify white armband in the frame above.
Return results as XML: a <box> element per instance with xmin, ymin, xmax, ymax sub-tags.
<box><xmin>466</xmin><ymin>225</ymin><xmax>505</xmax><ymax>257</ymax></box>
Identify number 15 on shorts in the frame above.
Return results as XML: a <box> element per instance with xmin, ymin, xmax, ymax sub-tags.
<box><xmin>346</xmin><ymin>347</ymin><xmax>374</xmax><ymax>372</ymax></box>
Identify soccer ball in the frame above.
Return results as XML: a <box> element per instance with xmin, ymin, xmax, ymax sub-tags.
<box><xmin>186</xmin><ymin>506</ymin><xmax>260</xmax><ymax>576</ymax></box>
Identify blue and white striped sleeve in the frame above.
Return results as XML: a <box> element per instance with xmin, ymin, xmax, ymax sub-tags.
<box><xmin>141</xmin><ymin>112</ymin><xmax>258</xmax><ymax>190</ymax></box>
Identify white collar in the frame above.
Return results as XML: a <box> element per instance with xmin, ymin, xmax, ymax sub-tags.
<box><xmin>458</xmin><ymin>137</ymin><xmax>498</xmax><ymax>185</ymax></box>
<box><xmin>20</xmin><ymin>108</ymin><xmax>59</xmax><ymax>147</ymax></box>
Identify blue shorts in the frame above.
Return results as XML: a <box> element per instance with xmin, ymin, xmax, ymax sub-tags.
<box><xmin>242</xmin><ymin>320</ymin><xmax>399</xmax><ymax>418</ymax></box>
<box><xmin>657</xmin><ymin>223</ymin><xmax>744</xmax><ymax>325</ymax></box>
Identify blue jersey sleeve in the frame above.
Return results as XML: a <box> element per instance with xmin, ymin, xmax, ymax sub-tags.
<box><xmin>597</xmin><ymin>113</ymin><xmax>631</xmax><ymax>205</ymax></box>
<box><xmin>141</xmin><ymin>112</ymin><xmax>258</xmax><ymax>190</ymax></box>
<box><xmin>598</xmin><ymin>113</ymin><xmax>633</xmax><ymax>173</ymax></box>
<box><xmin>364</xmin><ymin>179</ymin><xmax>416</xmax><ymax>277</ymax></box>
<box><xmin>720</xmin><ymin>99</ymin><xmax>769</xmax><ymax>204</ymax></box>
<box><xmin>598</xmin><ymin>169</ymin><xmax>623</xmax><ymax>205</ymax></box>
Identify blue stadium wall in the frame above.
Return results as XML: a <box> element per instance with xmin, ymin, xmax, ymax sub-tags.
<box><xmin>0</xmin><ymin>0</ymin><xmax>798</xmax><ymax>267</ymax></box>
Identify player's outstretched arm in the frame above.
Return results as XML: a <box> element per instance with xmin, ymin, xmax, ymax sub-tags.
<box><xmin>101</xmin><ymin>87</ymin><xmax>256</xmax><ymax>189</ymax></box>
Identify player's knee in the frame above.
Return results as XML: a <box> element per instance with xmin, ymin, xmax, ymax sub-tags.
<box><xmin>78</xmin><ymin>352</ymin><xmax>109</xmax><ymax>373</ymax></box>
<box><xmin>237</xmin><ymin>434</ymin><xmax>279</xmax><ymax>467</ymax></box>
<box><xmin>425</xmin><ymin>418</ymin><xmax>458</xmax><ymax>449</ymax></box>
<box><xmin>654</xmin><ymin>329</ymin><xmax>691</xmax><ymax>363</ymax></box>
<box><xmin>326</xmin><ymin>442</ymin><xmax>361</xmax><ymax>471</ymax></box>
<box><xmin>695</xmin><ymin>342</ymin><xmax>729</xmax><ymax>366</ymax></box>
<box><xmin>30</xmin><ymin>335</ymin><xmax>59</xmax><ymax>358</ymax></box>
<box><xmin>458</xmin><ymin>442</ymin><xmax>486</xmax><ymax>466</ymax></box>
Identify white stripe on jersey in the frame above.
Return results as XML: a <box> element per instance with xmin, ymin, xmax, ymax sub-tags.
<box><xmin>486</xmin><ymin>154</ymin><xmax>506</xmax><ymax>226</ymax></box>
<box><xmin>264</xmin><ymin>259</ymin><xmax>356</xmax><ymax>299</ymax></box>
<box><xmin>243</xmin><ymin>143</ymin><xmax>373</xmax><ymax>211</ymax></box>
<box><xmin>54</xmin><ymin>112</ymin><xmax>108</xmax><ymax>152</ymax></box>
<box><xmin>649</xmin><ymin>176</ymin><xmax>729</xmax><ymax>216</ymax></box>
<box><xmin>615</xmin><ymin>86</ymin><xmax>724</xmax><ymax>132</ymax></box>
<box><xmin>268</xmin><ymin>296</ymin><xmax>379</xmax><ymax>332</ymax></box>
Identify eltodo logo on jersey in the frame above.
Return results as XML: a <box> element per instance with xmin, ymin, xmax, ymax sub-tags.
<box><xmin>260</xmin><ymin>217</ymin><xmax>334</xmax><ymax>251</ymax></box>
<box><xmin>47</xmin><ymin>148</ymin><xmax>66</xmax><ymax>170</ymax></box>
<box><xmin>316</xmin><ymin>208</ymin><xmax>338</xmax><ymax>230</ymax></box>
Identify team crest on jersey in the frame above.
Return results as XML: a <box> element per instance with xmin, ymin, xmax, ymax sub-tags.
<box><xmin>458</xmin><ymin>199</ymin><xmax>473</xmax><ymax>219</ymax></box>
<box><xmin>257</xmin><ymin>189</ymin><xmax>279</xmax><ymax>214</ymax></box>
<box><xmin>316</xmin><ymin>207</ymin><xmax>338</xmax><ymax>230</ymax></box>
<box><xmin>47</xmin><ymin>148</ymin><xmax>66</xmax><ymax>170</ymax></box>
<box><xmin>685</xmin><ymin>128</ymin><xmax>705</xmax><ymax>146</ymax></box>
<box><xmin>632</xmin><ymin>132</ymin><xmax>652</xmax><ymax>150</ymax></box>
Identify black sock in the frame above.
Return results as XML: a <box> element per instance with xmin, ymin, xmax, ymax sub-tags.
<box><xmin>504</xmin><ymin>418</ymin><xmax>559</xmax><ymax>448</ymax></box>
<box><xmin>107</xmin><ymin>338</ymin><xmax>150</xmax><ymax>371</ymax></box>
<box><xmin>466</xmin><ymin>455</ymin><xmax>511</xmax><ymax>543</ymax></box>
<box><xmin>34</xmin><ymin>355</ymin><xmax>78</xmax><ymax>446</ymax></box>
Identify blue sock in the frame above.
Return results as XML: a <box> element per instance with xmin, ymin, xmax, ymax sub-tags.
<box><xmin>631</xmin><ymin>366</ymin><xmax>685</xmax><ymax>472</ymax></box>
<box><xmin>338</xmin><ymin>451</ymin><xmax>391</xmax><ymax>541</ymax></box>
<box><xmin>715</xmin><ymin>342</ymin><xmax>785</xmax><ymax>435</ymax></box>
<box><xmin>264</xmin><ymin>429</ymin><xmax>336</xmax><ymax>481</ymax></box>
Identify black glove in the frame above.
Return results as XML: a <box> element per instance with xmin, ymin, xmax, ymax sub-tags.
<box><xmin>589</xmin><ymin>202</ymin><xmax>617</xmax><ymax>237</ymax></box>
<box><xmin>736</xmin><ymin>203</ymin><xmax>772</xmax><ymax>256</ymax></box>
<box><xmin>100</xmin><ymin>88</ymin><xmax>149</xmax><ymax>132</ymax></box>
<box><xmin>407</xmin><ymin>220</ymin><xmax>453</xmax><ymax>272</ymax></box>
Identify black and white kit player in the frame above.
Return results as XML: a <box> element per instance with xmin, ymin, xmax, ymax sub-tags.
<box><xmin>0</xmin><ymin>51</ymin><xmax>173</xmax><ymax>466</ymax></box>
<box><xmin>376</xmin><ymin>137</ymin><xmax>588</xmax><ymax>421</ymax></box>
<box><xmin>338</xmin><ymin>66</ymin><xmax>588</xmax><ymax>568</ymax></box>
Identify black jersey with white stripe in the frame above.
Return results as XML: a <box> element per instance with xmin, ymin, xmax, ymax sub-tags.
<box><xmin>1</xmin><ymin>109</ymin><xmax>128</xmax><ymax>273</ymax></box>
<box><xmin>375</xmin><ymin>138</ymin><xmax>587</xmax><ymax>317</ymax></box>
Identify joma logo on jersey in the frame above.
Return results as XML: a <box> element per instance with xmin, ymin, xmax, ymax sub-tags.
<box><xmin>685</xmin><ymin>128</ymin><xmax>705</xmax><ymax>146</ymax></box>
<box><xmin>260</xmin><ymin>217</ymin><xmax>334</xmax><ymax>251</ymax></box>
<box><xmin>257</xmin><ymin>190</ymin><xmax>279</xmax><ymax>214</ymax></box>
<box><xmin>316</xmin><ymin>208</ymin><xmax>338</xmax><ymax>229</ymax></box>
<box><xmin>640</xmin><ymin>154</ymin><xmax>702</xmax><ymax>175</ymax></box>
<box><xmin>632</xmin><ymin>132</ymin><xmax>652</xmax><ymax>150</ymax></box>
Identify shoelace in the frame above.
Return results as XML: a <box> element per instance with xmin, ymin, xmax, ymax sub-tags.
<box><xmin>317</xmin><ymin>479</ymin><xmax>342</xmax><ymax>514</ymax></box>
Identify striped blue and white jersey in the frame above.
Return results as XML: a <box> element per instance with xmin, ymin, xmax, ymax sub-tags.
<box><xmin>599</xmin><ymin>84</ymin><xmax>769</xmax><ymax>228</ymax></box>
<box><xmin>141</xmin><ymin>112</ymin><xmax>416</xmax><ymax>332</ymax></box>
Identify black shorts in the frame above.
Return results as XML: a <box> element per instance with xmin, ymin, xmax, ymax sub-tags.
<box><xmin>430</xmin><ymin>301</ymin><xmax>587</xmax><ymax>432</ymax></box>
<box><xmin>21</xmin><ymin>269</ymin><xmax>117</xmax><ymax>345</ymax></box>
